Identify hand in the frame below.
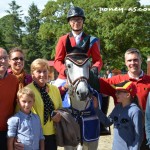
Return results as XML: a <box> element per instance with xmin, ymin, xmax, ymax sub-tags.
<box><xmin>52</xmin><ymin>112</ymin><xmax>61</xmax><ymax>123</ymax></box>
<box><xmin>63</xmin><ymin>83</ymin><xmax>68</xmax><ymax>91</ymax></box>
<box><xmin>14</xmin><ymin>139</ymin><xmax>24</xmax><ymax>150</ymax></box>
<box><xmin>92</xmin><ymin>96</ymin><xmax>99</xmax><ymax>108</ymax></box>
<box><xmin>90</xmin><ymin>67</ymin><xmax>98</xmax><ymax>76</ymax></box>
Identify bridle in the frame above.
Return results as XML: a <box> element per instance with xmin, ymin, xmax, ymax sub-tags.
<box><xmin>65</xmin><ymin>53</ymin><xmax>90</xmax><ymax>95</ymax></box>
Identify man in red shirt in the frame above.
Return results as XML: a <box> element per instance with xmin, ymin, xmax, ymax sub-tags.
<box><xmin>102</xmin><ymin>48</ymin><xmax>150</xmax><ymax>149</ymax></box>
<box><xmin>0</xmin><ymin>48</ymin><xmax>18</xmax><ymax>150</ymax></box>
<box><xmin>54</xmin><ymin>6</ymin><xmax>103</xmax><ymax>87</ymax></box>
<box><xmin>104</xmin><ymin>48</ymin><xmax>150</xmax><ymax>110</ymax></box>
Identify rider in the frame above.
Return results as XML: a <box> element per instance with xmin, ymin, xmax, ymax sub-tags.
<box><xmin>53</xmin><ymin>6</ymin><xmax>103</xmax><ymax>87</ymax></box>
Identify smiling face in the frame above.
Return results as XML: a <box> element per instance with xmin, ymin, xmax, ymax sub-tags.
<box><xmin>18</xmin><ymin>94</ymin><xmax>34</xmax><ymax>114</ymax></box>
<box><xmin>31</xmin><ymin>59</ymin><xmax>49</xmax><ymax>87</ymax></box>
<box><xmin>125</xmin><ymin>50</ymin><xmax>142</xmax><ymax>77</ymax></box>
<box><xmin>9</xmin><ymin>51</ymin><xmax>24</xmax><ymax>74</ymax></box>
<box><xmin>32</xmin><ymin>66</ymin><xmax>49</xmax><ymax>87</ymax></box>
<box><xmin>69</xmin><ymin>17</ymin><xmax>83</xmax><ymax>33</ymax></box>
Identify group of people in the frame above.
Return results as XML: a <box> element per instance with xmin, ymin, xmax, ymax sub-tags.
<box><xmin>53</xmin><ymin>6</ymin><xmax>150</xmax><ymax>150</ymax></box>
<box><xmin>0</xmin><ymin>5</ymin><xmax>150</xmax><ymax>150</ymax></box>
<box><xmin>0</xmin><ymin>47</ymin><xmax>62</xmax><ymax>150</ymax></box>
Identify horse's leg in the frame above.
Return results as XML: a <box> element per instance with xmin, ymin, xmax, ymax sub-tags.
<box><xmin>100</xmin><ymin>95</ymin><xmax>111</xmax><ymax>135</ymax></box>
<box><xmin>77</xmin><ymin>143</ymin><xmax>83</xmax><ymax>150</ymax></box>
<box><xmin>82</xmin><ymin>140</ymin><xmax>98</xmax><ymax>150</ymax></box>
<box><xmin>64</xmin><ymin>146</ymin><xmax>78</xmax><ymax>150</ymax></box>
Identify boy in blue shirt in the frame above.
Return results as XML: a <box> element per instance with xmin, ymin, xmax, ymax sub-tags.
<box><xmin>94</xmin><ymin>81</ymin><xmax>143</xmax><ymax>150</ymax></box>
<box><xmin>7</xmin><ymin>87</ymin><xmax>45</xmax><ymax>150</ymax></box>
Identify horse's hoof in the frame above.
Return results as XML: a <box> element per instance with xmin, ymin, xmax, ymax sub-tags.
<box><xmin>100</xmin><ymin>126</ymin><xmax>111</xmax><ymax>136</ymax></box>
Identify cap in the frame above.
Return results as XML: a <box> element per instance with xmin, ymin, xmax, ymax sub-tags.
<box><xmin>114</xmin><ymin>81</ymin><xmax>137</xmax><ymax>98</ymax></box>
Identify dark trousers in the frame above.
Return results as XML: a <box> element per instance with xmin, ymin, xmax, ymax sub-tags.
<box><xmin>45</xmin><ymin>134</ymin><xmax>57</xmax><ymax>150</ymax></box>
<box><xmin>0</xmin><ymin>131</ymin><xmax>7</xmax><ymax>150</ymax></box>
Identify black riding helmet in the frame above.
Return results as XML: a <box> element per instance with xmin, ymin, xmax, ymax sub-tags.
<box><xmin>67</xmin><ymin>6</ymin><xmax>85</xmax><ymax>22</ymax></box>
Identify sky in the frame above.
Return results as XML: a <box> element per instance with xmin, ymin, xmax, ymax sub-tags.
<box><xmin>0</xmin><ymin>0</ymin><xmax>150</xmax><ymax>18</ymax></box>
<box><xmin>0</xmin><ymin>0</ymin><xmax>49</xmax><ymax>18</ymax></box>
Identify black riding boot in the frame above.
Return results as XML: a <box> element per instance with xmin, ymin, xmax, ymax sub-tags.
<box><xmin>100</xmin><ymin>95</ymin><xmax>111</xmax><ymax>135</ymax></box>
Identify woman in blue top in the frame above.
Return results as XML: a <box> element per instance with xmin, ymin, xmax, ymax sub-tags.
<box><xmin>94</xmin><ymin>81</ymin><xmax>143</xmax><ymax>150</ymax></box>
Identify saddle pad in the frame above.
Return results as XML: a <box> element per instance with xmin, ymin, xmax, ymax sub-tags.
<box><xmin>82</xmin><ymin>115</ymin><xmax>100</xmax><ymax>142</ymax></box>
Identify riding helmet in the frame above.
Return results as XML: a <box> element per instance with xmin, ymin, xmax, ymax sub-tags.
<box><xmin>67</xmin><ymin>6</ymin><xmax>85</xmax><ymax>21</ymax></box>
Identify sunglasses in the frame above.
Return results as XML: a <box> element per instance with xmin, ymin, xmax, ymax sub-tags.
<box><xmin>11</xmin><ymin>57</ymin><xmax>24</xmax><ymax>61</ymax></box>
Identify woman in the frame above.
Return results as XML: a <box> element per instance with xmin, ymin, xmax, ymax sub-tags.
<box><xmin>27</xmin><ymin>58</ymin><xmax>62</xmax><ymax>150</ymax></box>
<box><xmin>8</xmin><ymin>47</ymin><xmax>32</xmax><ymax>89</ymax></box>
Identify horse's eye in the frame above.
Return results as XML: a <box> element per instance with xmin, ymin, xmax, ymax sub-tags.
<box><xmin>67</xmin><ymin>64</ymin><xmax>71</xmax><ymax>68</ymax></box>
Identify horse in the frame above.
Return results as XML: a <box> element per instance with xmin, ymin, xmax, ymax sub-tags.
<box><xmin>63</xmin><ymin>36</ymin><xmax>101</xmax><ymax>150</ymax></box>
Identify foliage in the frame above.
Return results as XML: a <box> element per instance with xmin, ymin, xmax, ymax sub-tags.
<box><xmin>0</xmin><ymin>0</ymin><xmax>24</xmax><ymax>50</ymax></box>
<box><xmin>0</xmin><ymin>0</ymin><xmax>150</xmax><ymax>73</ymax></box>
<box><xmin>39</xmin><ymin>0</ymin><xmax>150</xmax><ymax>72</ymax></box>
<box><xmin>22</xmin><ymin>3</ymin><xmax>42</xmax><ymax>72</ymax></box>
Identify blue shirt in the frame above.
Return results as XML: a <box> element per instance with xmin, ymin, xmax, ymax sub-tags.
<box><xmin>145</xmin><ymin>92</ymin><xmax>150</xmax><ymax>148</ymax></box>
<box><xmin>7</xmin><ymin>111</ymin><xmax>44</xmax><ymax>150</ymax></box>
<box><xmin>95</xmin><ymin>103</ymin><xmax>143</xmax><ymax>150</ymax></box>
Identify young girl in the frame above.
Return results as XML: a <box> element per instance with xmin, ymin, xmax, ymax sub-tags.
<box><xmin>94</xmin><ymin>81</ymin><xmax>143</xmax><ymax>150</ymax></box>
<box><xmin>7</xmin><ymin>87</ymin><xmax>45</xmax><ymax>150</ymax></box>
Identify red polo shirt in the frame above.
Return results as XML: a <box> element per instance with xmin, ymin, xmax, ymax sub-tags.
<box><xmin>104</xmin><ymin>74</ymin><xmax>150</xmax><ymax>111</ymax></box>
<box><xmin>0</xmin><ymin>74</ymin><xmax>18</xmax><ymax>131</ymax></box>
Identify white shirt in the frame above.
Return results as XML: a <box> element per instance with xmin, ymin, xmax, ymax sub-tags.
<box><xmin>128</xmin><ymin>70</ymin><xmax>143</xmax><ymax>80</ymax></box>
<box><xmin>72</xmin><ymin>31</ymin><xmax>83</xmax><ymax>45</ymax></box>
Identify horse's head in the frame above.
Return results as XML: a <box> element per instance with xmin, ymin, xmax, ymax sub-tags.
<box><xmin>65</xmin><ymin>36</ymin><xmax>91</xmax><ymax>101</ymax></box>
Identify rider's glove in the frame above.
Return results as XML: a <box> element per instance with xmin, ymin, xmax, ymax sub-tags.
<box><xmin>90</xmin><ymin>67</ymin><xmax>98</xmax><ymax>76</ymax></box>
<box><xmin>88</xmin><ymin>69</ymin><xmax>100</xmax><ymax>92</ymax></box>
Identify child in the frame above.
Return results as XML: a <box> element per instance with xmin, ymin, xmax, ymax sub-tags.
<box><xmin>94</xmin><ymin>81</ymin><xmax>143</xmax><ymax>150</ymax></box>
<box><xmin>7</xmin><ymin>87</ymin><xmax>45</xmax><ymax>150</ymax></box>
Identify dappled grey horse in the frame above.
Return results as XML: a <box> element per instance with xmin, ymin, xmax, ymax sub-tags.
<box><xmin>63</xmin><ymin>36</ymin><xmax>101</xmax><ymax>150</ymax></box>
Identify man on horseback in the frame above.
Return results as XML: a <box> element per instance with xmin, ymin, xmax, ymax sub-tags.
<box><xmin>53</xmin><ymin>6</ymin><xmax>103</xmax><ymax>87</ymax></box>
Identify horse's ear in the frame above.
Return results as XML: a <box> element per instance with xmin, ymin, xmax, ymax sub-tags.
<box><xmin>66</xmin><ymin>36</ymin><xmax>72</xmax><ymax>54</ymax></box>
<box><xmin>83</xmin><ymin>37</ymin><xmax>90</xmax><ymax>53</ymax></box>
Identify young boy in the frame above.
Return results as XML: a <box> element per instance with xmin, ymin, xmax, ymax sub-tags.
<box><xmin>94</xmin><ymin>81</ymin><xmax>143</xmax><ymax>150</ymax></box>
<box><xmin>7</xmin><ymin>87</ymin><xmax>45</xmax><ymax>150</ymax></box>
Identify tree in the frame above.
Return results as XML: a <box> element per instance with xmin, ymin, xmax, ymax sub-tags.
<box><xmin>39</xmin><ymin>0</ymin><xmax>150</xmax><ymax>72</ymax></box>
<box><xmin>0</xmin><ymin>0</ymin><xmax>24</xmax><ymax>49</ymax></box>
<box><xmin>22</xmin><ymin>3</ymin><xmax>42</xmax><ymax>71</ymax></box>
<box><xmin>0</xmin><ymin>30</ymin><xmax>6</xmax><ymax>48</ymax></box>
